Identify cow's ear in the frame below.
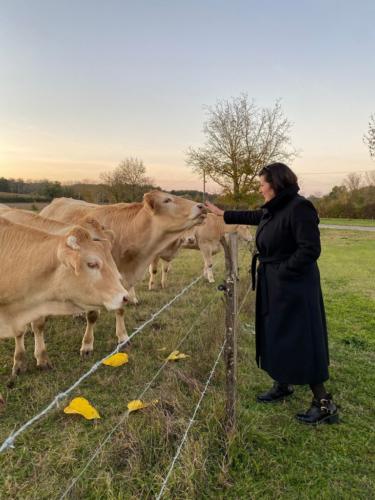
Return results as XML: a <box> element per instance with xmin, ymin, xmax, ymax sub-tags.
<box><xmin>57</xmin><ymin>237</ymin><xmax>82</xmax><ymax>275</ymax></box>
<box><xmin>67</xmin><ymin>226</ymin><xmax>91</xmax><ymax>245</ymax></box>
<box><xmin>143</xmin><ymin>192</ymin><xmax>157</xmax><ymax>213</ymax></box>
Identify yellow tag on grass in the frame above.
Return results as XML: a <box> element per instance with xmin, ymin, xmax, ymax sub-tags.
<box><xmin>102</xmin><ymin>353</ymin><xmax>129</xmax><ymax>367</ymax></box>
<box><xmin>127</xmin><ymin>399</ymin><xmax>159</xmax><ymax>413</ymax></box>
<box><xmin>167</xmin><ymin>350</ymin><xmax>190</xmax><ymax>361</ymax></box>
<box><xmin>63</xmin><ymin>397</ymin><xmax>101</xmax><ymax>420</ymax></box>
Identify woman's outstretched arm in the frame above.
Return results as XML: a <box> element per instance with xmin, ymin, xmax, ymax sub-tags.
<box><xmin>205</xmin><ymin>201</ymin><xmax>263</xmax><ymax>226</ymax></box>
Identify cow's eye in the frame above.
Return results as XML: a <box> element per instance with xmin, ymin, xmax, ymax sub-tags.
<box><xmin>164</xmin><ymin>198</ymin><xmax>172</xmax><ymax>203</ymax></box>
<box><xmin>87</xmin><ymin>262</ymin><xmax>99</xmax><ymax>269</ymax></box>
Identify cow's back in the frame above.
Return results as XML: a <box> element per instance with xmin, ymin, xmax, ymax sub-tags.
<box><xmin>0</xmin><ymin>208</ymin><xmax>69</xmax><ymax>234</ymax></box>
<box><xmin>40</xmin><ymin>198</ymin><xmax>99</xmax><ymax>223</ymax></box>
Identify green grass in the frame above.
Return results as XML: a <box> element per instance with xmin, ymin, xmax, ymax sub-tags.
<box><xmin>0</xmin><ymin>233</ymin><xmax>374</xmax><ymax>499</ymax></box>
<box><xmin>320</xmin><ymin>217</ymin><xmax>375</xmax><ymax>227</ymax></box>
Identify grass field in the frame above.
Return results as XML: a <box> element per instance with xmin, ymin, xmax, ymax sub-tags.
<box><xmin>0</xmin><ymin>230</ymin><xmax>374</xmax><ymax>499</ymax></box>
<box><xmin>320</xmin><ymin>217</ymin><xmax>375</xmax><ymax>227</ymax></box>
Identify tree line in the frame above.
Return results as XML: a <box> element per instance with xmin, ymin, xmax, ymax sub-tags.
<box><xmin>0</xmin><ymin>178</ymin><xmax>75</xmax><ymax>203</ymax></box>
<box><xmin>310</xmin><ymin>172</ymin><xmax>375</xmax><ymax>219</ymax></box>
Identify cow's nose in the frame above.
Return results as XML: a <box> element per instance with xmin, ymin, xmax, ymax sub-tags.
<box><xmin>197</xmin><ymin>204</ymin><xmax>204</xmax><ymax>209</ymax></box>
<box><xmin>123</xmin><ymin>296</ymin><xmax>128</xmax><ymax>304</ymax></box>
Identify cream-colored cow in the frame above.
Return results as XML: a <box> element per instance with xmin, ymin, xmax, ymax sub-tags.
<box><xmin>0</xmin><ymin>208</ymin><xmax>116</xmax><ymax>363</ymax></box>
<box><xmin>148</xmin><ymin>214</ymin><xmax>252</xmax><ymax>287</ymax></box>
<box><xmin>0</xmin><ymin>217</ymin><xmax>129</xmax><ymax>398</ymax></box>
<box><xmin>40</xmin><ymin>191</ymin><xmax>206</xmax><ymax>355</ymax></box>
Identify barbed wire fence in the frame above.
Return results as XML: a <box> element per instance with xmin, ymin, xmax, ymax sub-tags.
<box><xmin>1</xmin><ymin>235</ymin><xmax>253</xmax><ymax>499</ymax></box>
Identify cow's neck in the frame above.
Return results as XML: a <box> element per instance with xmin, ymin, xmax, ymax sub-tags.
<box><xmin>122</xmin><ymin>229</ymin><xmax>187</xmax><ymax>286</ymax></box>
<box><xmin>87</xmin><ymin>204</ymin><xmax>192</xmax><ymax>287</ymax></box>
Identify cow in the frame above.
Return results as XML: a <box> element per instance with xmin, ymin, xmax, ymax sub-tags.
<box><xmin>39</xmin><ymin>191</ymin><xmax>206</xmax><ymax>355</ymax></box>
<box><xmin>0</xmin><ymin>208</ymin><xmax>116</xmax><ymax>363</ymax></box>
<box><xmin>148</xmin><ymin>213</ymin><xmax>253</xmax><ymax>288</ymax></box>
<box><xmin>0</xmin><ymin>217</ymin><xmax>130</xmax><ymax>387</ymax></box>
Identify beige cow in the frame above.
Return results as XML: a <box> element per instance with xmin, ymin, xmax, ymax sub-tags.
<box><xmin>40</xmin><ymin>191</ymin><xmax>206</xmax><ymax>354</ymax></box>
<box><xmin>149</xmin><ymin>214</ymin><xmax>252</xmax><ymax>287</ymax></box>
<box><xmin>0</xmin><ymin>208</ymin><xmax>116</xmax><ymax>363</ymax></box>
<box><xmin>0</xmin><ymin>217</ymin><xmax>129</xmax><ymax>398</ymax></box>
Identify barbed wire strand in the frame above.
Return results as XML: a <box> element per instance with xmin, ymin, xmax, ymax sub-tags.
<box><xmin>59</xmin><ymin>293</ymin><xmax>222</xmax><ymax>499</ymax></box>
<box><xmin>0</xmin><ymin>273</ymin><xmax>204</xmax><ymax>454</ymax></box>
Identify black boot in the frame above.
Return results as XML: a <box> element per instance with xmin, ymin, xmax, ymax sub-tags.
<box><xmin>296</xmin><ymin>394</ymin><xmax>339</xmax><ymax>425</ymax></box>
<box><xmin>256</xmin><ymin>382</ymin><xmax>294</xmax><ymax>403</ymax></box>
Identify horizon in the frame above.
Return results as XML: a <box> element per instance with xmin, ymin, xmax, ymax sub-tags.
<box><xmin>1</xmin><ymin>1</ymin><xmax>374</xmax><ymax>196</ymax></box>
<box><xmin>2</xmin><ymin>170</ymin><xmax>374</xmax><ymax>200</ymax></box>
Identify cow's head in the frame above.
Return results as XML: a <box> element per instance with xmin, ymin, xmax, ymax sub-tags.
<box><xmin>143</xmin><ymin>191</ymin><xmax>206</xmax><ymax>232</ymax></box>
<box><xmin>57</xmin><ymin>226</ymin><xmax>131</xmax><ymax>311</ymax></box>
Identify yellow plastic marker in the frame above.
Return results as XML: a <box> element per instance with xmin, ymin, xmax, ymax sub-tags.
<box><xmin>127</xmin><ymin>399</ymin><xmax>159</xmax><ymax>413</ymax></box>
<box><xmin>167</xmin><ymin>350</ymin><xmax>190</xmax><ymax>361</ymax></box>
<box><xmin>102</xmin><ymin>352</ymin><xmax>129</xmax><ymax>367</ymax></box>
<box><xmin>63</xmin><ymin>397</ymin><xmax>101</xmax><ymax>420</ymax></box>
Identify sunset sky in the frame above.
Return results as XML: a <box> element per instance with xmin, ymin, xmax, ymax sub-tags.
<box><xmin>1</xmin><ymin>0</ymin><xmax>374</xmax><ymax>195</ymax></box>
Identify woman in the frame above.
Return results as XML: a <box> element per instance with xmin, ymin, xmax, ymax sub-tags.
<box><xmin>205</xmin><ymin>163</ymin><xmax>338</xmax><ymax>425</ymax></box>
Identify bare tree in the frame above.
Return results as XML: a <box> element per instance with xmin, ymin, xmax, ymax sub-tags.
<box><xmin>343</xmin><ymin>172</ymin><xmax>362</xmax><ymax>192</ymax></box>
<box><xmin>186</xmin><ymin>95</ymin><xmax>296</xmax><ymax>203</ymax></box>
<box><xmin>100</xmin><ymin>158</ymin><xmax>153</xmax><ymax>202</ymax></box>
<box><xmin>364</xmin><ymin>170</ymin><xmax>375</xmax><ymax>186</ymax></box>
<box><xmin>363</xmin><ymin>114</ymin><xmax>375</xmax><ymax>159</ymax></box>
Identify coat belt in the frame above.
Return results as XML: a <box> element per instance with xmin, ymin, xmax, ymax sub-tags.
<box><xmin>251</xmin><ymin>253</ymin><xmax>292</xmax><ymax>290</ymax></box>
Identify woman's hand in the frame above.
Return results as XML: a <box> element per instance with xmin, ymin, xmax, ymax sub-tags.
<box><xmin>204</xmin><ymin>201</ymin><xmax>224</xmax><ymax>216</ymax></box>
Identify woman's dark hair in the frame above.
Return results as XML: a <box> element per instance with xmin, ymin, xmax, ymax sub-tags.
<box><xmin>258</xmin><ymin>162</ymin><xmax>298</xmax><ymax>193</ymax></box>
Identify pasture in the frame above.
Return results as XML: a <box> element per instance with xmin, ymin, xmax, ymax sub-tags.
<box><xmin>0</xmin><ymin>229</ymin><xmax>374</xmax><ymax>499</ymax></box>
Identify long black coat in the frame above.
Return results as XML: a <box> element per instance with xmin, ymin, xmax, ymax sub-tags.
<box><xmin>224</xmin><ymin>187</ymin><xmax>329</xmax><ymax>385</ymax></box>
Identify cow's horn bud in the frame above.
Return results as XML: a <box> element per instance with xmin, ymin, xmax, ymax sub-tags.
<box><xmin>66</xmin><ymin>235</ymin><xmax>80</xmax><ymax>250</ymax></box>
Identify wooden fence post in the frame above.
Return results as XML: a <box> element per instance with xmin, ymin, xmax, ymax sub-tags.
<box><xmin>220</xmin><ymin>233</ymin><xmax>238</xmax><ymax>434</ymax></box>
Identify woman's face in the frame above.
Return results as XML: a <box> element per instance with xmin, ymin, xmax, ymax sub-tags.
<box><xmin>259</xmin><ymin>175</ymin><xmax>276</xmax><ymax>202</ymax></box>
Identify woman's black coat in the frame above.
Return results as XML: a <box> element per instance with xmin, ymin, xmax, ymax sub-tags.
<box><xmin>224</xmin><ymin>187</ymin><xmax>329</xmax><ymax>385</ymax></box>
